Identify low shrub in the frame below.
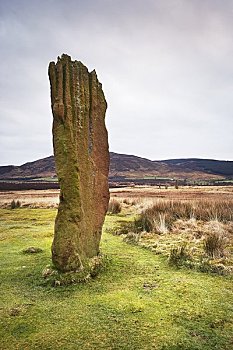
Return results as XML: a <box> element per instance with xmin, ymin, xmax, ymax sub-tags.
<box><xmin>168</xmin><ymin>244</ymin><xmax>192</xmax><ymax>267</ymax></box>
<box><xmin>10</xmin><ymin>200</ymin><xmax>21</xmax><ymax>209</ymax></box>
<box><xmin>133</xmin><ymin>215</ymin><xmax>153</xmax><ymax>233</ymax></box>
<box><xmin>203</xmin><ymin>233</ymin><xmax>226</xmax><ymax>258</ymax></box>
<box><xmin>108</xmin><ymin>199</ymin><xmax>122</xmax><ymax>214</ymax></box>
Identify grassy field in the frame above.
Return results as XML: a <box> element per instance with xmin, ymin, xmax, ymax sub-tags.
<box><xmin>0</xmin><ymin>207</ymin><xmax>233</xmax><ymax>350</ymax></box>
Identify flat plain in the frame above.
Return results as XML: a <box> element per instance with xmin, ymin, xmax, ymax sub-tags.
<box><xmin>1</xmin><ymin>185</ymin><xmax>232</xmax><ymax>208</ymax></box>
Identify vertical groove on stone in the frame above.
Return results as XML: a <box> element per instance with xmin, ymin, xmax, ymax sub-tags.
<box><xmin>88</xmin><ymin>72</ymin><xmax>93</xmax><ymax>154</ymax></box>
<box><xmin>48</xmin><ymin>54</ymin><xmax>109</xmax><ymax>273</ymax></box>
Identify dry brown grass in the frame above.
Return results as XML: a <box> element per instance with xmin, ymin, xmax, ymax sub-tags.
<box><xmin>203</xmin><ymin>232</ymin><xmax>227</xmax><ymax>258</ymax></box>
<box><xmin>109</xmin><ymin>190</ymin><xmax>233</xmax><ymax>275</ymax></box>
<box><xmin>1</xmin><ymin>186</ymin><xmax>232</xmax><ymax>208</ymax></box>
<box><xmin>135</xmin><ymin>199</ymin><xmax>233</xmax><ymax>233</ymax></box>
<box><xmin>108</xmin><ymin>199</ymin><xmax>122</xmax><ymax>214</ymax></box>
<box><xmin>0</xmin><ymin>189</ymin><xmax>59</xmax><ymax>208</ymax></box>
<box><xmin>110</xmin><ymin>185</ymin><xmax>233</xmax><ymax>201</ymax></box>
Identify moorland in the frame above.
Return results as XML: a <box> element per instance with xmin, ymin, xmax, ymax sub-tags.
<box><xmin>0</xmin><ymin>186</ymin><xmax>232</xmax><ymax>349</ymax></box>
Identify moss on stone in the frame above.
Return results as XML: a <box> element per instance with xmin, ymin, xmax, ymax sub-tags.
<box><xmin>48</xmin><ymin>54</ymin><xmax>109</xmax><ymax>274</ymax></box>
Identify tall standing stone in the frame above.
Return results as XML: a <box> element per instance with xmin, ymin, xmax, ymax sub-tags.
<box><xmin>48</xmin><ymin>54</ymin><xmax>109</xmax><ymax>274</ymax></box>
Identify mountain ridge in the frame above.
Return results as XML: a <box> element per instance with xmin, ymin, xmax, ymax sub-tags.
<box><xmin>0</xmin><ymin>152</ymin><xmax>233</xmax><ymax>181</ymax></box>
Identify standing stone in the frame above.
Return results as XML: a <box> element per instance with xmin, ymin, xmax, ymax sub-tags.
<box><xmin>48</xmin><ymin>54</ymin><xmax>109</xmax><ymax>274</ymax></box>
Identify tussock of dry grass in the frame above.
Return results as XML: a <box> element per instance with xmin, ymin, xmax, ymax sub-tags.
<box><xmin>135</xmin><ymin>199</ymin><xmax>233</xmax><ymax>233</ymax></box>
<box><xmin>108</xmin><ymin>199</ymin><xmax>122</xmax><ymax>214</ymax></box>
<box><xmin>111</xmin><ymin>198</ymin><xmax>233</xmax><ymax>275</ymax></box>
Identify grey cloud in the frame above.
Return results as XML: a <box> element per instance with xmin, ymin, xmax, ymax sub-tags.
<box><xmin>0</xmin><ymin>0</ymin><xmax>232</xmax><ymax>165</ymax></box>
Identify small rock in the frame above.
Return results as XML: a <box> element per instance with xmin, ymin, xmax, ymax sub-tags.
<box><xmin>143</xmin><ymin>282</ymin><xmax>158</xmax><ymax>291</ymax></box>
<box><xmin>22</xmin><ymin>247</ymin><xmax>43</xmax><ymax>254</ymax></box>
<box><xmin>42</xmin><ymin>267</ymin><xmax>54</xmax><ymax>278</ymax></box>
<box><xmin>9</xmin><ymin>307</ymin><xmax>21</xmax><ymax>316</ymax></box>
<box><xmin>54</xmin><ymin>280</ymin><xmax>61</xmax><ymax>287</ymax></box>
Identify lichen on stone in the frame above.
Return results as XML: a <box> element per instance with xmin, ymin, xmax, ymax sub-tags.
<box><xmin>48</xmin><ymin>54</ymin><xmax>109</xmax><ymax>276</ymax></box>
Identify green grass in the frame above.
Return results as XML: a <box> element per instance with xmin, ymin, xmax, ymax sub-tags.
<box><xmin>0</xmin><ymin>209</ymin><xmax>233</xmax><ymax>350</ymax></box>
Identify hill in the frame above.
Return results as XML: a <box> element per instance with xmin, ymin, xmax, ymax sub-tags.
<box><xmin>0</xmin><ymin>153</ymin><xmax>232</xmax><ymax>182</ymax></box>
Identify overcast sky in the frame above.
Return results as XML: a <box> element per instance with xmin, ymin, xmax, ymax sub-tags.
<box><xmin>0</xmin><ymin>0</ymin><xmax>232</xmax><ymax>165</ymax></box>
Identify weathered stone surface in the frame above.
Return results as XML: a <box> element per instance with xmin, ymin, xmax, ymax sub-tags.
<box><xmin>48</xmin><ymin>54</ymin><xmax>109</xmax><ymax>273</ymax></box>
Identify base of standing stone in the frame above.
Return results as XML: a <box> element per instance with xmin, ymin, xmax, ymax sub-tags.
<box><xmin>42</xmin><ymin>254</ymin><xmax>106</xmax><ymax>286</ymax></box>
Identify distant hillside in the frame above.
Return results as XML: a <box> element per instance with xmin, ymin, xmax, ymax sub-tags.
<box><xmin>162</xmin><ymin>158</ymin><xmax>233</xmax><ymax>176</ymax></box>
<box><xmin>0</xmin><ymin>153</ymin><xmax>232</xmax><ymax>182</ymax></box>
<box><xmin>0</xmin><ymin>156</ymin><xmax>55</xmax><ymax>179</ymax></box>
